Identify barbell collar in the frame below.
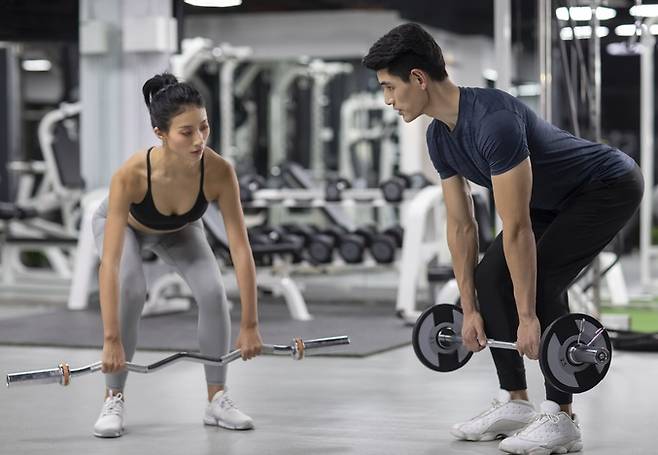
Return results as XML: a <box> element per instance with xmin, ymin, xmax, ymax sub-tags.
<box><xmin>568</xmin><ymin>344</ymin><xmax>610</xmax><ymax>365</ymax></box>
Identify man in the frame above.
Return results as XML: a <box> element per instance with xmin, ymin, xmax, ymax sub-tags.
<box><xmin>363</xmin><ymin>23</ymin><xmax>643</xmax><ymax>454</ymax></box>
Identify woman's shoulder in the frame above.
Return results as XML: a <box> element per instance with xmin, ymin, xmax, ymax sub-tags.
<box><xmin>203</xmin><ymin>147</ymin><xmax>233</xmax><ymax>176</ymax></box>
<box><xmin>110</xmin><ymin>148</ymin><xmax>149</xmax><ymax>198</ymax></box>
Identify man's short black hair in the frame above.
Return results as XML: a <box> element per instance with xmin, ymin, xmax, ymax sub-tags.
<box><xmin>362</xmin><ymin>23</ymin><xmax>448</xmax><ymax>82</ymax></box>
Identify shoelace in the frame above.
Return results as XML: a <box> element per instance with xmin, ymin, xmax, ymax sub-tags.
<box><xmin>218</xmin><ymin>394</ymin><xmax>237</xmax><ymax>410</ymax></box>
<box><xmin>519</xmin><ymin>413</ymin><xmax>559</xmax><ymax>435</ymax></box>
<box><xmin>471</xmin><ymin>398</ymin><xmax>504</xmax><ymax>420</ymax></box>
<box><xmin>101</xmin><ymin>393</ymin><xmax>124</xmax><ymax>417</ymax></box>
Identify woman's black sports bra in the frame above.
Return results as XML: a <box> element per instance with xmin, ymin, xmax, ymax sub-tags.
<box><xmin>129</xmin><ymin>147</ymin><xmax>208</xmax><ymax>231</ymax></box>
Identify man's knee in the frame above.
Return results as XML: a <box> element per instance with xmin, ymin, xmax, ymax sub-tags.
<box><xmin>474</xmin><ymin>261</ymin><xmax>511</xmax><ymax>300</ymax></box>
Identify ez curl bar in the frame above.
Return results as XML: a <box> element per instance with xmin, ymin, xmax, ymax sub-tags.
<box><xmin>6</xmin><ymin>336</ymin><xmax>350</xmax><ymax>388</ymax></box>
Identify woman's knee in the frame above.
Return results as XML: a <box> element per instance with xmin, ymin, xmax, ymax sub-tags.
<box><xmin>195</xmin><ymin>280</ymin><xmax>229</xmax><ymax>311</ymax></box>
<box><xmin>119</xmin><ymin>273</ymin><xmax>147</xmax><ymax>302</ymax></box>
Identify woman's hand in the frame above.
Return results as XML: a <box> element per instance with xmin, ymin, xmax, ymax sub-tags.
<box><xmin>235</xmin><ymin>326</ymin><xmax>263</xmax><ymax>360</ymax></box>
<box><xmin>102</xmin><ymin>338</ymin><xmax>126</xmax><ymax>373</ymax></box>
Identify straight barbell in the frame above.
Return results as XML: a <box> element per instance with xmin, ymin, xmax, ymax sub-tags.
<box><xmin>435</xmin><ymin>328</ymin><xmax>610</xmax><ymax>365</ymax></box>
<box><xmin>412</xmin><ymin>304</ymin><xmax>612</xmax><ymax>394</ymax></box>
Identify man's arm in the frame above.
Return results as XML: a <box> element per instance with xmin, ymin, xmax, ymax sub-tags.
<box><xmin>442</xmin><ymin>175</ymin><xmax>479</xmax><ymax>313</ymax></box>
<box><xmin>491</xmin><ymin>157</ymin><xmax>540</xmax><ymax>358</ymax></box>
<box><xmin>442</xmin><ymin>175</ymin><xmax>488</xmax><ymax>351</ymax></box>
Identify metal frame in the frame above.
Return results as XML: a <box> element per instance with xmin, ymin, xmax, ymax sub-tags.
<box><xmin>338</xmin><ymin>92</ymin><xmax>398</xmax><ymax>186</ymax></box>
<box><xmin>171</xmin><ymin>39</ymin><xmax>252</xmax><ymax>163</ymax></box>
<box><xmin>1</xmin><ymin>102</ymin><xmax>83</xmax><ymax>301</ymax></box>
<box><xmin>269</xmin><ymin>60</ymin><xmax>352</xmax><ymax>175</ymax></box>
<box><xmin>395</xmin><ymin>185</ymin><xmax>455</xmax><ymax>320</ymax></box>
<box><xmin>539</xmin><ymin>0</ymin><xmax>553</xmax><ymax>121</ymax></box>
<box><xmin>640</xmin><ymin>17</ymin><xmax>657</xmax><ymax>292</ymax></box>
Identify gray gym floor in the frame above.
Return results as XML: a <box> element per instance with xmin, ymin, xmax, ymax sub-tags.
<box><xmin>0</xmin><ymin>253</ymin><xmax>655</xmax><ymax>454</ymax></box>
<box><xmin>0</xmin><ymin>331</ymin><xmax>654</xmax><ymax>454</ymax></box>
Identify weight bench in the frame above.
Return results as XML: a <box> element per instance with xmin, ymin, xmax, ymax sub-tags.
<box><xmin>0</xmin><ymin>202</ymin><xmax>78</xmax><ymax>300</ymax></box>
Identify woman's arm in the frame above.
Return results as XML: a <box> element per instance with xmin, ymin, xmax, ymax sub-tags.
<box><xmin>98</xmin><ymin>167</ymin><xmax>138</xmax><ymax>372</ymax></box>
<box><xmin>214</xmin><ymin>157</ymin><xmax>262</xmax><ymax>359</ymax></box>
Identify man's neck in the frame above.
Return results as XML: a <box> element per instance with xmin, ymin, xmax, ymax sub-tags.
<box><xmin>424</xmin><ymin>79</ymin><xmax>461</xmax><ymax>131</ymax></box>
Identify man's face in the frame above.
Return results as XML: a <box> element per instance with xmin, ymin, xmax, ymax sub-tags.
<box><xmin>376</xmin><ymin>69</ymin><xmax>426</xmax><ymax>123</ymax></box>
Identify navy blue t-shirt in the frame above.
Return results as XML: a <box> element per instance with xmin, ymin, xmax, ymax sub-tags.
<box><xmin>426</xmin><ymin>87</ymin><xmax>635</xmax><ymax>210</ymax></box>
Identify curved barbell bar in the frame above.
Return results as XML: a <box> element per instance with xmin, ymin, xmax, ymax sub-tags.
<box><xmin>6</xmin><ymin>335</ymin><xmax>350</xmax><ymax>388</ymax></box>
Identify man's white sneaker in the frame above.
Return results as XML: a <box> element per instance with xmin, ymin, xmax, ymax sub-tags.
<box><xmin>498</xmin><ymin>400</ymin><xmax>583</xmax><ymax>455</ymax></box>
<box><xmin>93</xmin><ymin>391</ymin><xmax>125</xmax><ymax>438</ymax></box>
<box><xmin>203</xmin><ymin>389</ymin><xmax>254</xmax><ymax>430</ymax></box>
<box><xmin>450</xmin><ymin>390</ymin><xmax>538</xmax><ymax>441</ymax></box>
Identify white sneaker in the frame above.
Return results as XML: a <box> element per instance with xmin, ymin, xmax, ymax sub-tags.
<box><xmin>203</xmin><ymin>389</ymin><xmax>254</xmax><ymax>430</ymax></box>
<box><xmin>450</xmin><ymin>390</ymin><xmax>538</xmax><ymax>441</ymax></box>
<box><xmin>498</xmin><ymin>400</ymin><xmax>583</xmax><ymax>455</ymax></box>
<box><xmin>93</xmin><ymin>391</ymin><xmax>125</xmax><ymax>438</ymax></box>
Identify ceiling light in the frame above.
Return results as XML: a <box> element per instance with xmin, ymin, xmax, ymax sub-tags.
<box><xmin>606</xmin><ymin>42</ymin><xmax>643</xmax><ymax>56</ymax></box>
<box><xmin>555</xmin><ymin>6</ymin><xmax>616</xmax><ymax>21</ymax></box>
<box><xmin>512</xmin><ymin>83</ymin><xmax>541</xmax><ymax>97</ymax></box>
<box><xmin>184</xmin><ymin>0</ymin><xmax>242</xmax><ymax>7</ymax></box>
<box><xmin>615</xmin><ymin>23</ymin><xmax>658</xmax><ymax>36</ymax></box>
<box><xmin>630</xmin><ymin>4</ymin><xmax>658</xmax><ymax>17</ymax></box>
<box><xmin>482</xmin><ymin>69</ymin><xmax>498</xmax><ymax>81</ymax></box>
<box><xmin>560</xmin><ymin>26</ymin><xmax>609</xmax><ymax>40</ymax></box>
<box><xmin>21</xmin><ymin>59</ymin><xmax>52</xmax><ymax>72</ymax></box>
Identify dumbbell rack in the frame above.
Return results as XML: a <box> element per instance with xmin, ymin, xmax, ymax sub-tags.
<box><xmin>243</xmin><ymin>187</ymin><xmax>415</xmax><ymax>266</ymax></box>
<box><xmin>241</xmin><ymin>185</ymin><xmax>452</xmax><ymax>318</ymax></box>
<box><xmin>243</xmin><ymin>188</ymin><xmax>422</xmax><ymax>209</ymax></box>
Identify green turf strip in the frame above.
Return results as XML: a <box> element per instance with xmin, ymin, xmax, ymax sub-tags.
<box><xmin>602</xmin><ymin>305</ymin><xmax>658</xmax><ymax>333</ymax></box>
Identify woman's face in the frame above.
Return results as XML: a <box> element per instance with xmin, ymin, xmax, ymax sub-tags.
<box><xmin>157</xmin><ymin>105</ymin><xmax>210</xmax><ymax>160</ymax></box>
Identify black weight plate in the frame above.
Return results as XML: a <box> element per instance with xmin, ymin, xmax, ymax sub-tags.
<box><xmin>539</xmin><ymin>313</ymin><xmax>612</xmax><ymax>394</ymax></box>
<box><xmin>412</xmin><ymin>304</ymin><xmax>472</xmax><ymax>372</ymax></box>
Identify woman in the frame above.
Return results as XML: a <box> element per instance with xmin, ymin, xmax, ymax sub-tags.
<box><xmin>91</xmin><ymin>72</ymin><xmax>263</xmax><ymax>438</ymax></box>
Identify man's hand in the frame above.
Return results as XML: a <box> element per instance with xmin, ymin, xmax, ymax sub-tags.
<box><xmin>461</xmin><ymin>311</ymin><xmax>487</xmax><ymax>352</ymax></box>
<box><xmin>516</xmin><ymin>316</ymin><xmax>541</xmax><ymax>359</ymax></box>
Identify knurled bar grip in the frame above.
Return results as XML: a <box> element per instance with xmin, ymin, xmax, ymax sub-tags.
<box><xmin>6</xmin><ymin>336</ymin><xmax>350</xmax><ymax>387</ymax></box>
<box><xmin>437</xmin><ymin>333</ymin><xmax>609</xmax><ymax>365</ymax></box>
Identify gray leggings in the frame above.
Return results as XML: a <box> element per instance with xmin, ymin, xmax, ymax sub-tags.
<box><xmin>92</xmin><ymin>198</ymin><xmax>231</xmax><ymax>390</ymax></box>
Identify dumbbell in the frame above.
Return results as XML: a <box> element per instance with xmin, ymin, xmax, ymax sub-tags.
<box><xmin>251</xmin><ymin>225</ymin><xmax>307</xmax><ymax>248</ymax></box>
<box><xmin>412</xmin><ymin>304</ymin><xmax>613</xmax><ymax>394</ymax></box>
<box><xmin>280</xmin><ymin>223</ymin><xmax>318</xmax><ymax>248</ymax></box>
<box><xmin>307</xmin><ymin>225</ymin><xmax>346</xmax><ymax>264</ymax></box>
<box><xmin>239</xmin><ymin>174</ymin><xmax>267</xmax><ymax>203</ymax></box>
<box><xmin>247</xmin><ymin>227</ymin><xmax>275</xmax><ymax>266</ymax></box>
<box><xmin>369</xmin><ymin>225</ymin><xmax>404</xmax><ymax>264</ymax></box>
<box><xmin>271</xmin><ymin>224</ymin><xmax>323</xmax><ymax>263</ymax></box>
<box><xmin>379</xmin><ymin>172</ymin><xmax>431</xmax><ymax>202</ymax></box>
<box><xmin>338</xmin><ymin>225</ymin><xmax>379</xmax><ymax>264</ymax></box>
<box><xmin>325</xmin><ymin>177</ymin><xmax>351</xmax><ymax>202</ymax></box>
<box><xmin>265</xmin><ymin>226</ymin><xmax>308</xmax><ymax>262</ymax></box>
